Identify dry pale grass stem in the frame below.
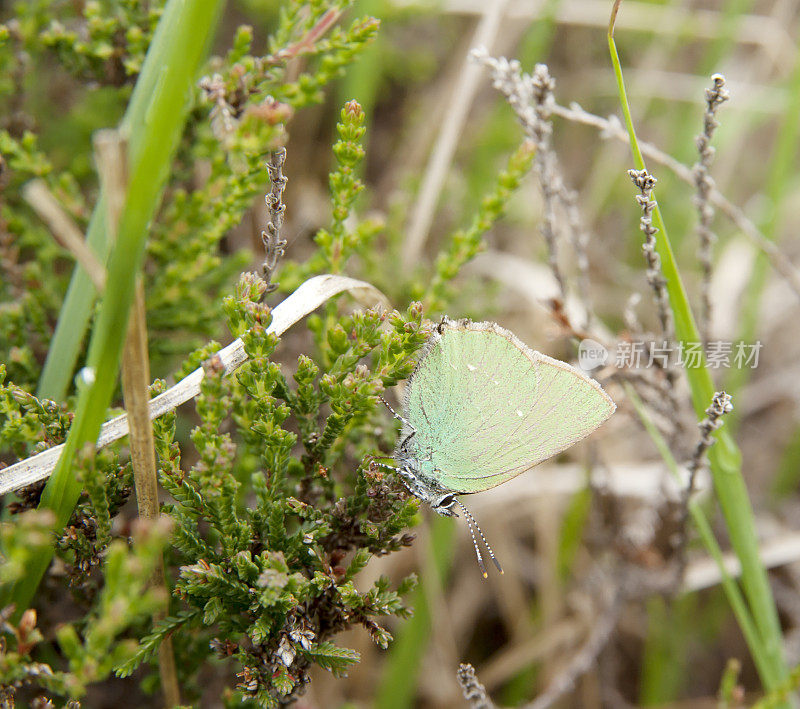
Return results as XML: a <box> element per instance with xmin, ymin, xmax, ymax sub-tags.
<box><xmin>457</xmin><ymin>663</ymin><xmax>497</xmax><ymax>709</ymax></box>
<box><xmin>402</xmin><ymin>0</ymin><xmax>509</xmax><ymax>268</ymax></box>
<box><xmin>0</xmin><ymin>275</ymin><xmax>387</xmax><ymax>495</ymax></box>
<box><xmin>694</xmin><ymin>74</ymin><xmax>729</xmax><ymax>345</ymax></box>
<box><xmin>21</xmin><ymin>180</ymin><xmax>106</xmax><ymax>291</ymax></box>
<box><xmin>262</xmin><ymin>147</ymin><xmax>288</xmax><ymax>293</ymax></box>
<box><xmin>520</xmin><ymin>576</ymin><xmax>620</xmax><ymax>709</ymax></box>
<box><xmin>563</xmin><ymin>188</ymin><xmax>594</xmax><ymax>329</ymax></box>
<box><xmin>474</xmin><ymin>49</ymin><xmax>582</xmax><ymax>304</ymax></box>
<box><xmin>622</xmin><ymin>292</ymin><xmax>643</xmax><ymax>334</ymax></box>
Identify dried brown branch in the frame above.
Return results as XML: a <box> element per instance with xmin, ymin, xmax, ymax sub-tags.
<box><xmin>520</xmin><ymin>578</ymin><xmax>620</xmax><ymax>709</ymax></box>
<box><xmin>94</xmin><ymin>129</ymin><xmax>180</xmax><ymax>708</ymax></box>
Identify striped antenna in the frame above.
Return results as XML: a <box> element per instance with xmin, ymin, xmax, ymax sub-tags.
<box><xmin>453</xmin><ymin>498</ymin><xmax>503</xmax><ymax>577</ymax></box>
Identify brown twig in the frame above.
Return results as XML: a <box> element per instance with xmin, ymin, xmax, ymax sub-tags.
<box><xmin>520</xmin><ymin>576</ymin><xmax>620</xmax><ymax>709</ymax></box>
<box><xmin>93</xmin><ymin>129</ymin><xmax>180</xmax><ymax>708</ymax></box>
<box><xmin>265</xmin><ymin>8</ymin><xmax>342</xmax><ymax>66</ymax></box>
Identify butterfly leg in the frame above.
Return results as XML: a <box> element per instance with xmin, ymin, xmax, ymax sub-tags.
<box><xmin>378</xmin><ymin>394</ymin><xmax>417</xmax><ymax>450</ymax></box>
<box><xmin>378</xmin><ymin>394</ymin><xmax>413</xmax><ymax>427</ymax></box>
<box><xmin>362</xmin><ymin>454</ymin><xmax>398</xmax><ymax>474</ymax></box>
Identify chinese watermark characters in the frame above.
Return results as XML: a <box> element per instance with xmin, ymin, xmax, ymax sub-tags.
<box><xmin>578</xmin><ymin>340</ymin><xmax>762</xmax><ymax>371</ymax></box>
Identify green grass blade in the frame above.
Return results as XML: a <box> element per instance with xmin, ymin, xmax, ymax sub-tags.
<box><xmin>625</xmin><ymin>383</ymin><xmax>773</xmax><ymax>686</ymax></box>
<box><xmin>2</xmin><ymin>0</ymin><xmax>224</xmax><ymax>619</ymax></box>
<box><xmin>36</xmin><ymin>202</ymin><xmax>107</xmax><ymax>400</ymax></box>
<box><xmin>36</xmin><ymin>1</ymin><xmax>222</xmax><ymax>402</ymax></box>
<box><xmin>608</xmin><ymin>13</ymin><xmax>786</xmax><ymax>690</ymax></box>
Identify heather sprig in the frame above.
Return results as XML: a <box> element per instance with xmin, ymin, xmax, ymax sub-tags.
<box><xmin>0</xmin><ymin>517</ymin><xmax>171</xmax><ymax>703</ymax></box>
<box><xmin>281</xmin><ymin>100</ymin><xmax>380</xmax><ymax>288</ymax></box>
<box><xmin>36</xmin><ymin>0</ymin><xmax>162</xmax><ymax>84</ymax></box>
<box><xmin>0</xmin><ymin>366</ymin><xmax>71</xmax><ymax>460</ymax></box>
<box><xmin>112</xmin><ymin>275</ymin><xmax>423</xmax><ymax>706</ymax></box>
<box><xmin>423</xmin><ymin>139</ymin><xmax>536</xmax><ymax>312</ymax></box>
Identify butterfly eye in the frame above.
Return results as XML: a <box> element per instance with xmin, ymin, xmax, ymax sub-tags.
<box><xmin>436</xmin><ymin>494</ymin><xmax>456</xmax><ymax>510</ymax></box>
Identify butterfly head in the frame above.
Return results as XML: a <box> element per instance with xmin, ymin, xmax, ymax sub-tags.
<box><xmin>395</xmin><ymin>459</ymin><xmax>502</xmax><ymax>578</ymax></box>
<box><xmin>395</xmin><ymin>458</ymin><xmax>458</xmax><ymax>517</ymax></box>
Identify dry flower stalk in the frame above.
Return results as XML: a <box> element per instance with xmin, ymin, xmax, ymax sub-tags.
<box><xmin>473</xmin><ymin>50</ymin><xmax>568</xmax><ymax>299</ymax></box>
<box><xmin>676</xmin><ymin>391</ymin><xmax>735</xmax><ymax>577</ymax></box>
<box><xmin>457</xmin><ymin>663</ymin><xmax>496</xmax><ymax>709</ymax></box>
<box><xmin>474</xmin><ymin>50</ymin><xmax>598</xmax><ymax>320</ymax></box>
<box><xmin>262</xmin><ymin>147</ymin><xmax>288</xmax><ymax>293</ymax></box>
<box><xmin>627</xmin><ymin>169</ymin><xmax>682</xmax><ymax>430</ymax></box>
<box><xmin>628</xmin><ymin>169</ymin><xmax>673</xmax><ymax>342</ymax></box>
<box><xmin>694</xmin><ymin>74</ymin><xmax>730</xmax><ymax>344</ymax></box>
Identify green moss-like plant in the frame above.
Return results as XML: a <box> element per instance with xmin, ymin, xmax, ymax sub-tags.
<box><xmin>0</xmin><ymin>0</ymin><xmax>536</xmax><ymax>705</ymax></box>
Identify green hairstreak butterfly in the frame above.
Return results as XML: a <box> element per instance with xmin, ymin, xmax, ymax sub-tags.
<box><xmin>384</xmin><ymin>317</ymin><xmax>615</xmax><ymax>577</ymax></box>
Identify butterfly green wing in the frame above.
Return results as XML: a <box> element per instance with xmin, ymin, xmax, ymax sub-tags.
<box><xmin>403</xmin><ymin>320</ymin><xmax>615</xmax><ymax>494</ymax></box>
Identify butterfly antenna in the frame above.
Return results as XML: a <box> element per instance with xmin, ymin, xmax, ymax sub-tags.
<box><xmin>459</xmin><ymin>505</ymin><xmax>489</xmax><ymax>579</ymax></box>
<box><xmin>453</xmin><ymin>499</ymin><xmax>504</xmax><ymax>576</ymax></box>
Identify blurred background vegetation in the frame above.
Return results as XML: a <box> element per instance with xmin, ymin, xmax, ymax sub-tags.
<box><xmin>1</xmin><ymin>0</ymin><xmax>800</xmax><ymax>707</ymax></box>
